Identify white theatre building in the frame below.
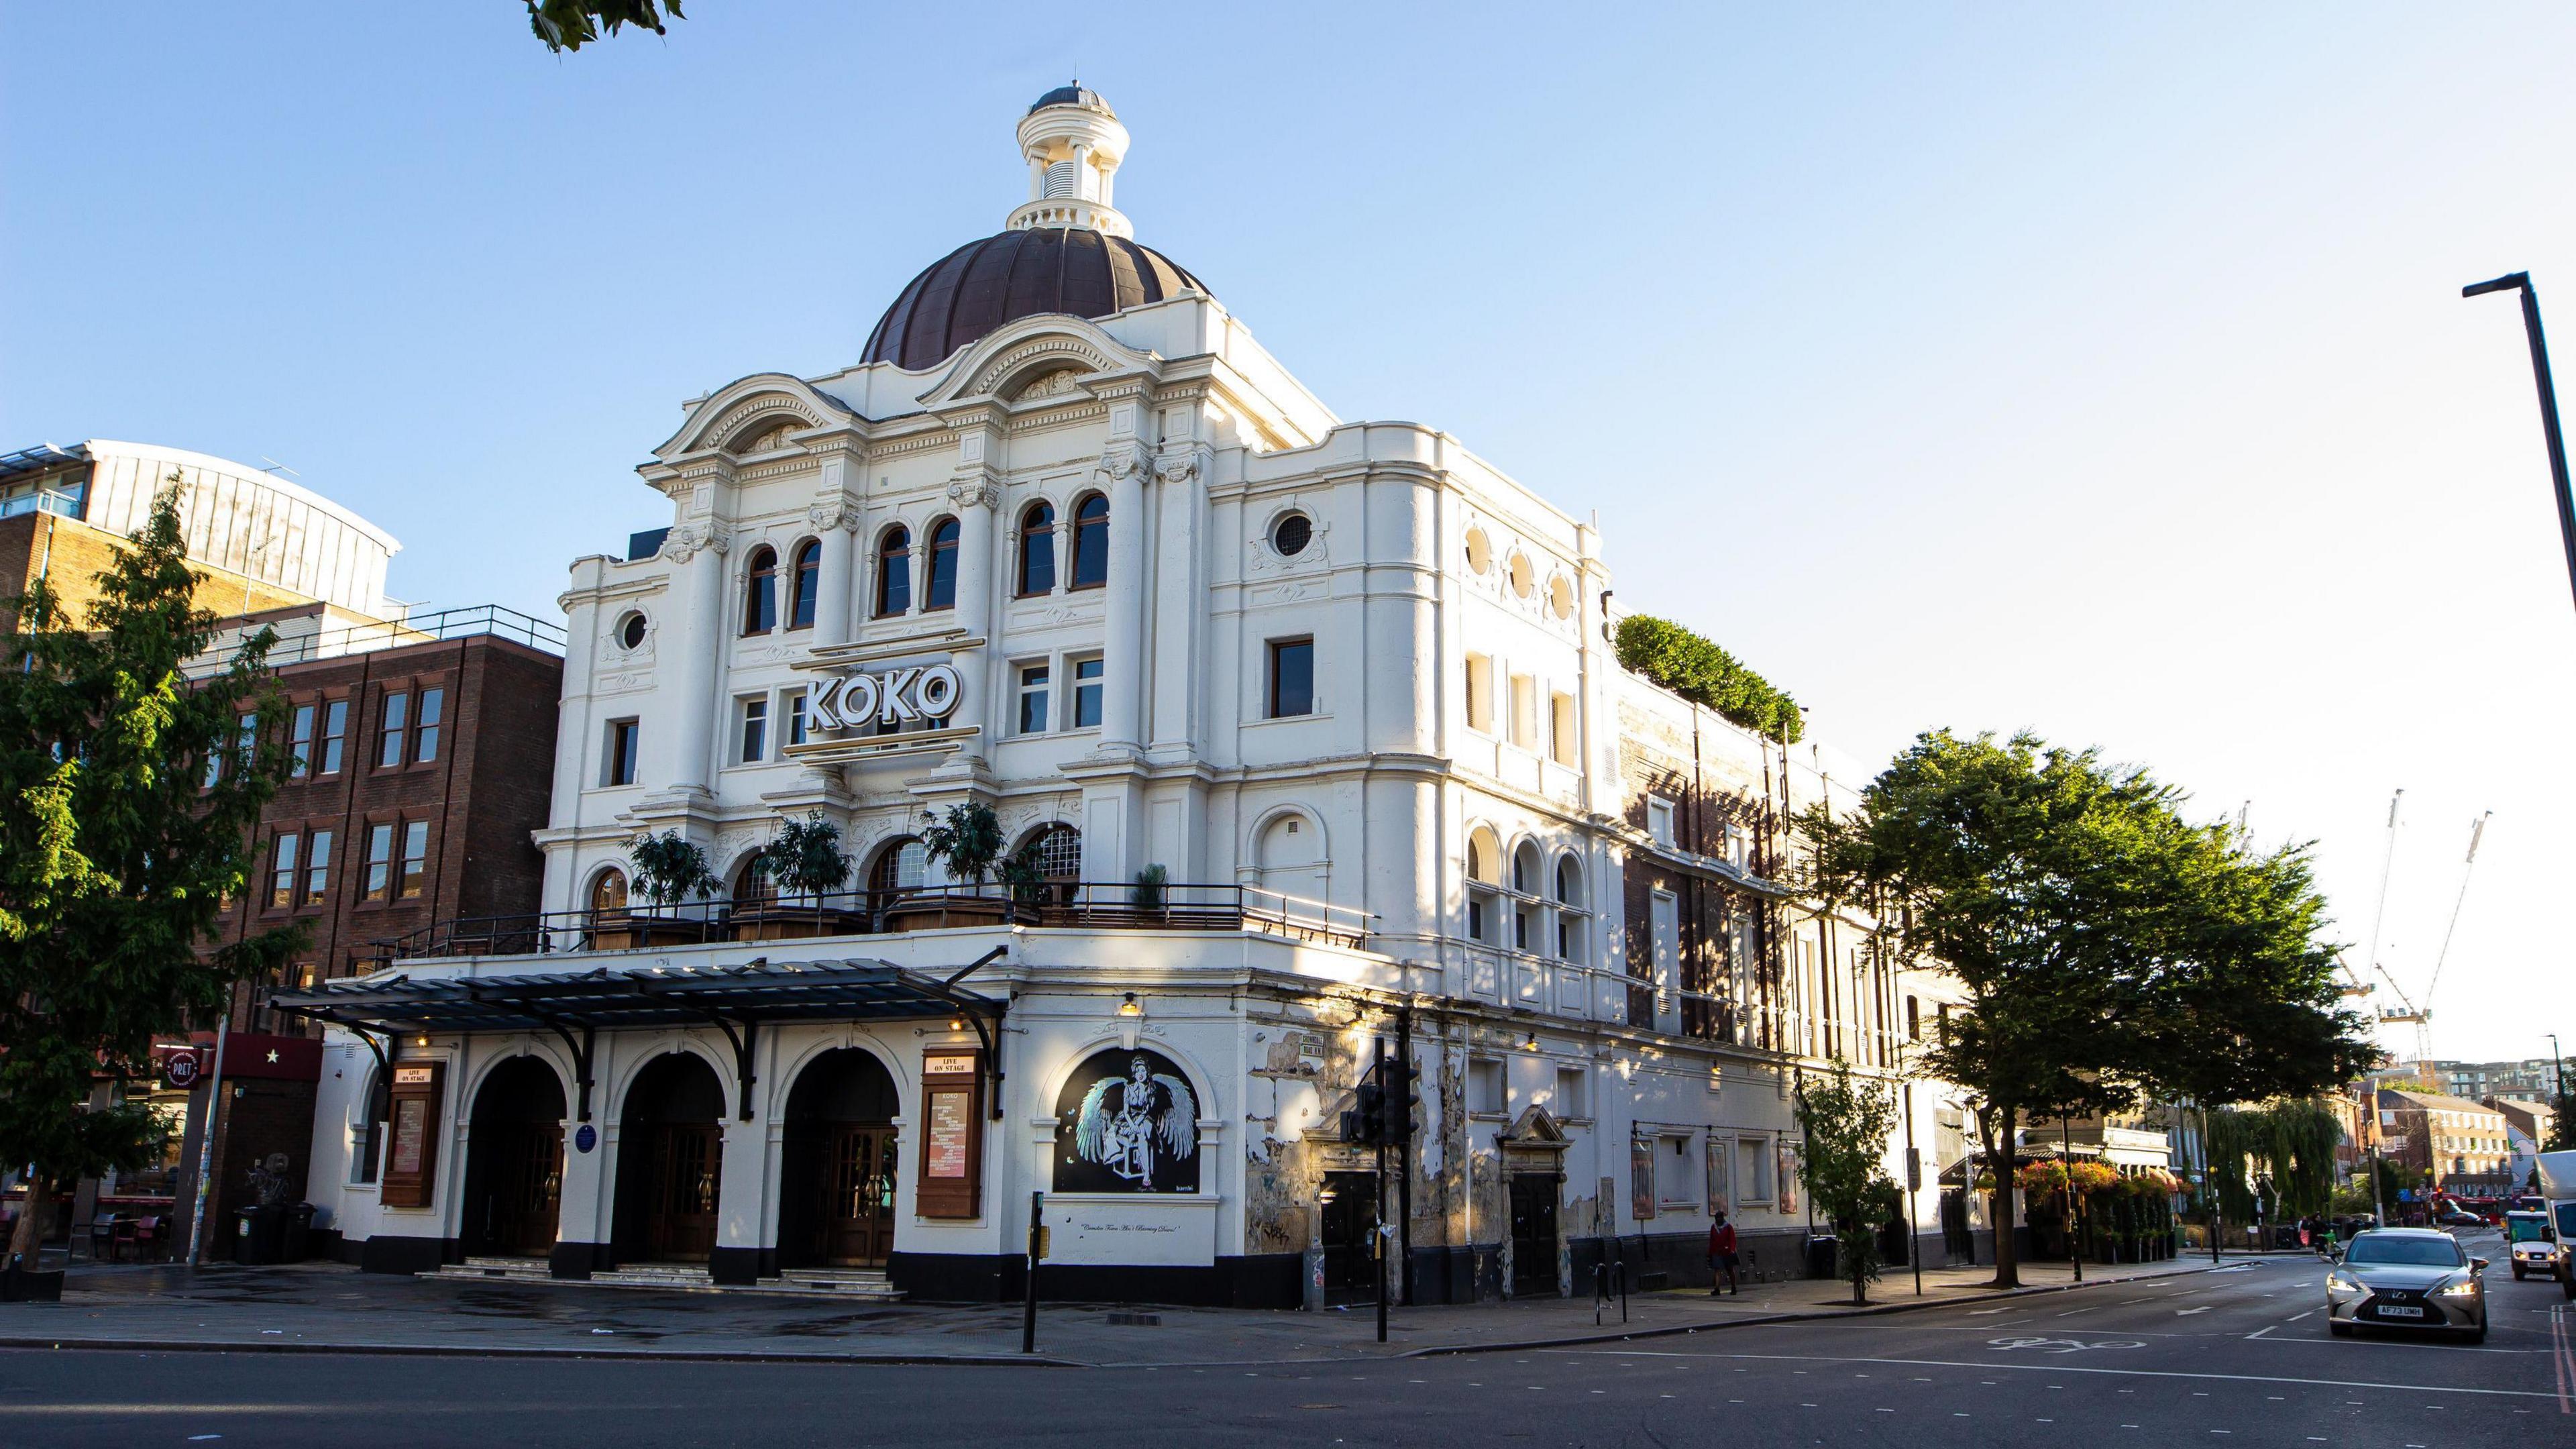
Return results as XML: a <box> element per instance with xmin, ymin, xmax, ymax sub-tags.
<box><xmin>283</xmin><ymin>89</ymin><xmax>1983</xmax><ymax>1305</ymax></box>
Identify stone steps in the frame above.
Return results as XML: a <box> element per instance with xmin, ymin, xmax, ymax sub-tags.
<box><xmin>422</xmin><ymin>1256</ymin><xmax>551</xmax><ymax>1283</ymax></box>
<box><xmin>753</xmin><ymin>1267</ymin><xmax>904</xmax><ymax>1300</ymax></box>
<box><xmin>585</xmin><ymin>1263</ymin><xmax>718</xmax><ymax>1291</ymax></box>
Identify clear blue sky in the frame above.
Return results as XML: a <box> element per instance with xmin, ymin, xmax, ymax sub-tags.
<box><xmin>6</xmin><ymin>3</ymin><xmax>2571</xmax><ymax>1067</ymax></box>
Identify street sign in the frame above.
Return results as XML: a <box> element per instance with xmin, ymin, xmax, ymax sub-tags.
<box><xmin>1905</xmin><ymin>1147</ymin><xmax>1923</xmax><ymax>1193</ymax></box>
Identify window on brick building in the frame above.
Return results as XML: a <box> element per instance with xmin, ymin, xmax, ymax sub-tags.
<box><xmin>364</xmin><ymin>824</ymin><xmax>394</xmax><ymax>902</ymax></box>
<box><xmin>1646</xmin><ymin>794</ymin><xmax>1676</xmax><ymax>848</ymax></box>
<box><xmin>270</xmin><ymin>834</ymin><xmax>299</xmax><ymax>909</ymax></box>
<box><xmin>378</xmin><ymin>690</ymin><xmax>409</xmax><ymax>768</ymax></box>
<box><xmin>415</xmin><ymin>688</ymin><xmax>443</xmax><ymax>763</ymax></box>
<box><xmin>288</xmin><ymin>704</ymin><xmax>315</xmax><ymax>777</ymax></box>
<box><xmin>399</xmin><ymin>821</ymin><xmax>429</xmax><ymax>899</ymax></box>
<box><xmin>303</xmin><ymin>830</ymin><xmax>332</xmax><ymax>906</ymax></box>
<box><xmin>318</xmin><ymin>700</ymin><xmax>348</xmax><ymax>775</ymax></box>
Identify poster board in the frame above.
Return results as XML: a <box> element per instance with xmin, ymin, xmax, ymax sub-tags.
<box><xmin>916</xmin><ymin>1048</ymin><xmax>983</xmax><ymax>1219</ymax></box>
<box><xmin>1629</xmin><ymin>1137</ymin><xmax>1656</xmax><ymax>1221</ymax></box>
<box><xmin>379</xmin><ymin>1061</ymin><xmax>443</xmax><ymax>1210</ymax></box>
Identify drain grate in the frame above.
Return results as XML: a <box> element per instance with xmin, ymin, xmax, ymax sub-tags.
<box><xmin>1105</xmin><ymin>1311</ymin><xmax>1163</xmax><ymax>1327</ymax></box>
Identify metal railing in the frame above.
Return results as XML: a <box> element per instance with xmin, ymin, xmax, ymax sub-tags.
<box><xmin>187</xmin><ymin>603</ymin><xmax>566</xmax><ymax>677</ymax></box>
<box><xmin>362</xmin><ymin>880</ymin><xmax>1374</xmax><ymax>963</ymax></box>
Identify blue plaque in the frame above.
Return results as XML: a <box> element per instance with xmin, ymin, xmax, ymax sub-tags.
<box><xmin>574</xmin><ymin>1123</ymin><xmax>598</xmax><ymax>1154</ymax></box>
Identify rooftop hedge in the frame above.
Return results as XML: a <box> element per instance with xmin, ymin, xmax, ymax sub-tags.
<box><xmin>1614</xmin><ymin>614</ymin><xmax>1803</xmax><ymax>743</ymax></box>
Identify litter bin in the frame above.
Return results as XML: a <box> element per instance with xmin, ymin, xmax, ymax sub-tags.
<box><xmin>1805</xmin><ymin>1234</ymin><xmax>1838</xmax><ymax>1279</ymax></box>
<box><xmin>233</xmin><ymin>1204</ymin><xmax>285</xmax><ymax>1265</ymax></box>
<box><xmin>282</xmin><ymin>1203</ymin><xmax>316</xmax><ymax>1263</ymax></box>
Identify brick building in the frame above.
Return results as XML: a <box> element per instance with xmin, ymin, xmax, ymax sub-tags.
<box><xmin>169</xmin><ymin>612</ymin><xmax>564</xmax><ymax>1262</ymax></box>
<box><xmin>2377</xmin><ymin>1087</ymin><xmax>2514</xmax><ymax>1190</ymax></box>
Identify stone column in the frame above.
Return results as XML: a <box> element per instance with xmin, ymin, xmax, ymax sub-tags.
<box><xmin>1097</xmin><ymin>442</ymin><xmax>1148</xmax><ymax>753</ymax></box>
<box><xmin>659</xmin><ymin>520</ymin><xmax>730</xmax><ymax>797</ymax></box>
<box><xmin>810</xmin><ymin>498</ymin><xmax>857</xmax><ymax>648</ymax></box>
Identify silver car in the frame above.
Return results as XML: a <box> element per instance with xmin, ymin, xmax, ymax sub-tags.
<box><xmin>2326</xmin><ymin>1227</ymin><xmax>2487</xmax><ymax>1342</ymax></box>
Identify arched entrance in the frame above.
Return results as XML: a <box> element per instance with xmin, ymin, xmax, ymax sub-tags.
<box><xmin>777</xmin><ymin>1049</ymin><xmax>900</xmax><ymax>1268</ymax></box>
<box><xmin>612</xmin><ymin>1053</ymin><xmax>727</xmax><ymax>1263</ymax></box>
<box><xmin>462</xmin><ymin>1057</ymin><xmax>567</xmax><ymax>1258</ymax></box>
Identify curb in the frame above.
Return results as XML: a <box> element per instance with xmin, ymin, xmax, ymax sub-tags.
<box><xmin>1402</xmin><ymin>1256</ymin><xmax>2277</xmax><ymax>1358</ymax></box>
<box><xmin>0</xmin><ymin>1336</ymin><xmax>1085</xmax><ymax>1368</ymax></box>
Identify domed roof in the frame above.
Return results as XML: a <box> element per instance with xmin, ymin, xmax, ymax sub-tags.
<box><xmin>1030</xmin><ymin>85</ymin><xmax>1112</xmax><ymax>116</ymax></box>
<box><xmin>861</xmin><ymin>227</ymin><xmax>1210</xmax><ymax>372</ymax></box>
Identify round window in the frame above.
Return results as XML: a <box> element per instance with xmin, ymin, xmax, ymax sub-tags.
<box><xmin>1464</xmin><ymin>527</ymin><xmax>1491</xmax><ymax>574</ymax></box>
<box><xmin>1271</xmin><ymin>512</ymin><xmax>1313</xmax><ymax>557</ymax></box>
<box><xmin>1548</xmin><ymin>575</ymin><xmax>1575</xmax><ymax>620</ymax></box>
<box><xmin>616</xmin><ymin>612</ymin><xmax>647</xmax><ymax>650</ymax></box>
<box><xmin>1507</xmin><ymin>552</ymin><xmax>1534</xmax><ymax>598</ymax></box>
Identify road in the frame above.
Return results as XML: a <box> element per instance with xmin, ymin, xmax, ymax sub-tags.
<box><xmin>3</xmin><ymin>1233</ymin><xmax>2565</xmax><ymax>1448</ymax></box>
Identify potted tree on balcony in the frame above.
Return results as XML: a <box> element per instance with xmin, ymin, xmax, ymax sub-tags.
<box><xmin>735</xmin><ymin>812</ymin><xmax>862</xmax><ymax>941</ymax></box>
<box><xmin>886</xmin><ymin>802</ymin><xmax>1016</xmax><ymax>932</ymax></box>
<box><xmin>600</xmin><ymin>829</ymin><xmax>720</xmax><ymax>949</ymax></box>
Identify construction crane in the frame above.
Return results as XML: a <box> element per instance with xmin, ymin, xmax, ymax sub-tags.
<box><xmin>2374</xmin><ymin>812</ymin><xmax>2491</xmax><ymax>1089</ymax></box>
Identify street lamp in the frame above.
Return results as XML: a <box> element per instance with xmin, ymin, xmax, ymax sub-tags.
<box><xmin>2462</xmin><ymin>272</ymin><xmax>2576</xmax><ymax>618</ymax></box>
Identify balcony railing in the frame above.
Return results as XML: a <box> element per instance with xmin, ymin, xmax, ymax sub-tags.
<box><xmin>362</xmin><ymin>881</ymin><xmax>1373</xmax><ymax>964</ymax></box>
<box><xmin>186</xmin><ymin>604</ymin><xmax>567</xmax><ymax>678</ymax></box>
<box><xmin>0</xmin><ymin>486</ymin><xmax>83</xmax><ymax>521</ymax></box>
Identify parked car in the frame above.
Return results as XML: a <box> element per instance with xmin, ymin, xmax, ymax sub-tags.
<box><xmin>2326</xmin><ymin>1228</ymin><xmax>2487</xmax><ymax>1342</ymax></box>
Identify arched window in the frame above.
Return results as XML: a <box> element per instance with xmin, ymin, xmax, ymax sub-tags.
<box><xmin>875</xmin><ymin>527</ymin><xmax>911</xmax><ymax>616</ymax></box>
<box><xmin>733</xmin><ymin>855</ymin><xmax>775</xmax><ymax>906</ymax></box>
<box><xmin>1554</xmin><ymin>855</ymin><xmax>1583</xmax><ymax>908</ymax></box>
<box><xmin>589</xmin><ymin>867</ymin><xmax>629</xmax><ymax>915</ymax></box>
<box><xmin>924</xmin><ymin>518</ymin><xmax>961</xmax><ymax>610</ymax></box>
<box><xmin>1026</xmin><ymin>823</ymin><xmax>1082</xmax><ymax>879</ymax></box>
<box><xmin>1017</xmin><ymin>501</ymin><xmax>1057</xmax><ymax>595</ymax></box>
<box><xmin>788</xmin><ymin>539</ymin><xmax>820</xmax><ymax>630</ymax></box>
<box><xmin>1465</xmin><ymin>826</ymin><xmax>1503</xmax><ymax>947</ymax></box>
<box><xmin>869</xmin><ymin>837</ymin><xmax>927</xmax><ymax>894</ymax></box>
<box><xmin>1069</xmin><ymin>492</ymin><xmax>1109</xmax><ymax>589</ymax></box>
<box><xmin>1512</xmin><ymin>841</ymin><xmax>1542</xmax><ymax>896</ymax></box>
<box><xmin>743</xmin><ymin>546</ymin><xmax>778</xmax><ymax>634</ymax></box>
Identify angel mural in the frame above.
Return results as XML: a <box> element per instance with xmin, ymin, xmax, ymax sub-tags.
<box><xmin>1057</xmin><ymin>1050</ymin><xmax>1200</xmax><ymax>1193</ymax></box>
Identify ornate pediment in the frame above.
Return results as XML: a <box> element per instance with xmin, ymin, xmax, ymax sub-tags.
<box><xmin>655</xmin><ymin>373</ymin><xmax>855</xmax><ymax>461</ymax></box>
<box><xmin>1500</xmin><ymin>1104</ymin><xmax>1572</xmax><ymax>1150</ymax></box>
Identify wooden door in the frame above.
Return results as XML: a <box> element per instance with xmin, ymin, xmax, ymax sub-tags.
<box><xmin>1319</xmin><ymin>1171</ymin><xmax>1379</xmax><ymax>1303</ymax></box>
<box><xmin>1509</xmin><ymin>1173</ymin><xmax>1559</xmax><ymax>1293</ymax></box>
<box><xmin>484</xmin><ymin>1122</ymin><xmax>564</xmax><ymax>1257</ymax></box>
<box><xmin>645</xmin><ymin>1124</ymin><xmax>722</xmax><ymax>1261</ymax></box>
<box><xmin>816</xmin><ymin>1125</ymin><xmax>897</xmax><ymax>1267</ymax></box>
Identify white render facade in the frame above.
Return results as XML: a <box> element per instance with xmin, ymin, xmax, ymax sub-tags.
<box><xmin>293</xmin><ymin>91</ymin><xmax>1984</xmax><ymax>1305</ymax></box>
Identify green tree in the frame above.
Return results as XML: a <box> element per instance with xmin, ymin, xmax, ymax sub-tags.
<box><xmin>1807</xmin><ymin>731</ymin><xmax>2165</xmax><ymax>1289</ymax></box>
<box><xmin>761</xmin><ymin>812</ymin><xmax>851</xmax><ymax>931</ymax></box>
<box><xmin>1</xmin><ymin>486</ymin><xmax>301</xmax><ymax>1269</ymax></box>
<box><xmin>628</xmin><ymin>828</ymin><xmax>716</xmax><ymax>909</ymax></box>
<box><xmin>2547</xmin><ymin>1088</ymin><xmax>2576</xmax><ymax>1153</ymax></box>
<box><xmin>920</xmin><ymin>802</ymin><xmax>1005</xmax><ymax>889</ymax></box>
<box><xmin>527</xmin><ymin>0</ymin><xmax>683</xmax><ymax>52</ymax></box>
<box><xmin>1794</xmin><ymin>1060</ymin><xmax>1903</xmax><ymax>1305</ymax></box>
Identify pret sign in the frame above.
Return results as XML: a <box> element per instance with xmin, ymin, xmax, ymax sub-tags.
<box><xmin>806</xmin><ymin>664</ymin><xmax>961</xmax><ymax>733</ymax></box>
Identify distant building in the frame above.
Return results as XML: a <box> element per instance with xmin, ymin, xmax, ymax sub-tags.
<box><xmin>2376</xmin><ymin>1087</ymin><xmax>2514</xmax><ymax>1191</ymax></box>
<box><xmin>2429</xmin><ymin>1057</ymin><xmax>2563</xmax><ymax>1101</ymax></box>
<box><xmin>2487</xmin><ymin>1097</ymin><xmax>2554</xmax><ymax>1187</ymax></box>
<box><xmin>0</xmin><ymin>439</ymin><xmax>400</xmax><ymax>631</ymax></box>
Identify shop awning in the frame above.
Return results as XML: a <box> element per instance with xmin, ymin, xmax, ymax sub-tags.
<box><xmin>266</xmin><ymin>955</ymin><xmax>1006</xmax><ymax>1122</ymax></box>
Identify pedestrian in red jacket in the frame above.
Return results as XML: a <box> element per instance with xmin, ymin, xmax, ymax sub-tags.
<box><xmin>1708</xmin><ymin>1212</ymin><xmax>1739</xmax><ymax>1296</ymax></box>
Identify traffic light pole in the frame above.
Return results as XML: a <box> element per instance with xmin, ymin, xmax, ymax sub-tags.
<box><xmin>1374</xmin><ymin>1035</ymin><xmax>1389</xmax><ymax>1345</ymax></box>
<box><xmin>1395</xmin><ymin>1008</ymin><xmax>1413</xmax><ymax>1309</ymax></box>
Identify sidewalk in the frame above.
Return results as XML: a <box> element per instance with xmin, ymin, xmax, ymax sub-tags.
<box><xmin>0</xmin><ymin>1252</ymin><xmax>2289</xmax><ymax>1368</ymax></box>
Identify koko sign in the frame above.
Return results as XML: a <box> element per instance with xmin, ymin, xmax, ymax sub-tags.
<box><xmin>806</xmin><ymin>663</ymin><xmax>961</xmax><ymax>732</ymax></box>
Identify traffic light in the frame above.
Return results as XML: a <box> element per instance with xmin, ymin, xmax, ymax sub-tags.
<box><xmin>1344</xmin><ymin>1081</ymin><xmax>1387</xmax><ymax>1147</ymax></box>
<box><xmin>1383</xmin><ymin>1056</ymin><xmax>1421</xmax><ymax>1144</ymax></box>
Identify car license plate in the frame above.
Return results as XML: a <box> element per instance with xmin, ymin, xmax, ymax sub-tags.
<box><xmin>2376</xmin><ymin>1305</ymin><xmax>2423</xmax><ymax>1319</ymax></box>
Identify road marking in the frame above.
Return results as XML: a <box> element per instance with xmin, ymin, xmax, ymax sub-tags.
<box><xmin>2287</xmin><ymin>1311</ymin><xmax>2314</xmax><ymax>1322</ymax></box>
<box><xmin>2178</xmin><ymin>1307</ymin><xmax>2212</xmax><ymax>1316</ymax></box>
<box><xmin>1538</xmin><ymin>1349</ymin><xmax>2563</xmax><ymax>1399</ymax></box>
<box><xmin>2246</xmin><ymin>1328</ymin><xmax>2275</xmax><ymax>1340</ymax></box>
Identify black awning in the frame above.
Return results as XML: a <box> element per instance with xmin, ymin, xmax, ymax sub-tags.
<box><xmin>266</xmin><ymin>957</ymin><xmax>1007</xmax><ymax>1123</ymax></box>
<box><xmin>267</xmin><ymin>957</ymin><xmax>996</xmax><ymax>1035</ymax></box>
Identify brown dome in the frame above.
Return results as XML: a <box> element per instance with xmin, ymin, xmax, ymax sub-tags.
<box><xmin>861</xmin><ymin>227</ymin><xmax>1210</xmax><ymax>372</ymax></box>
